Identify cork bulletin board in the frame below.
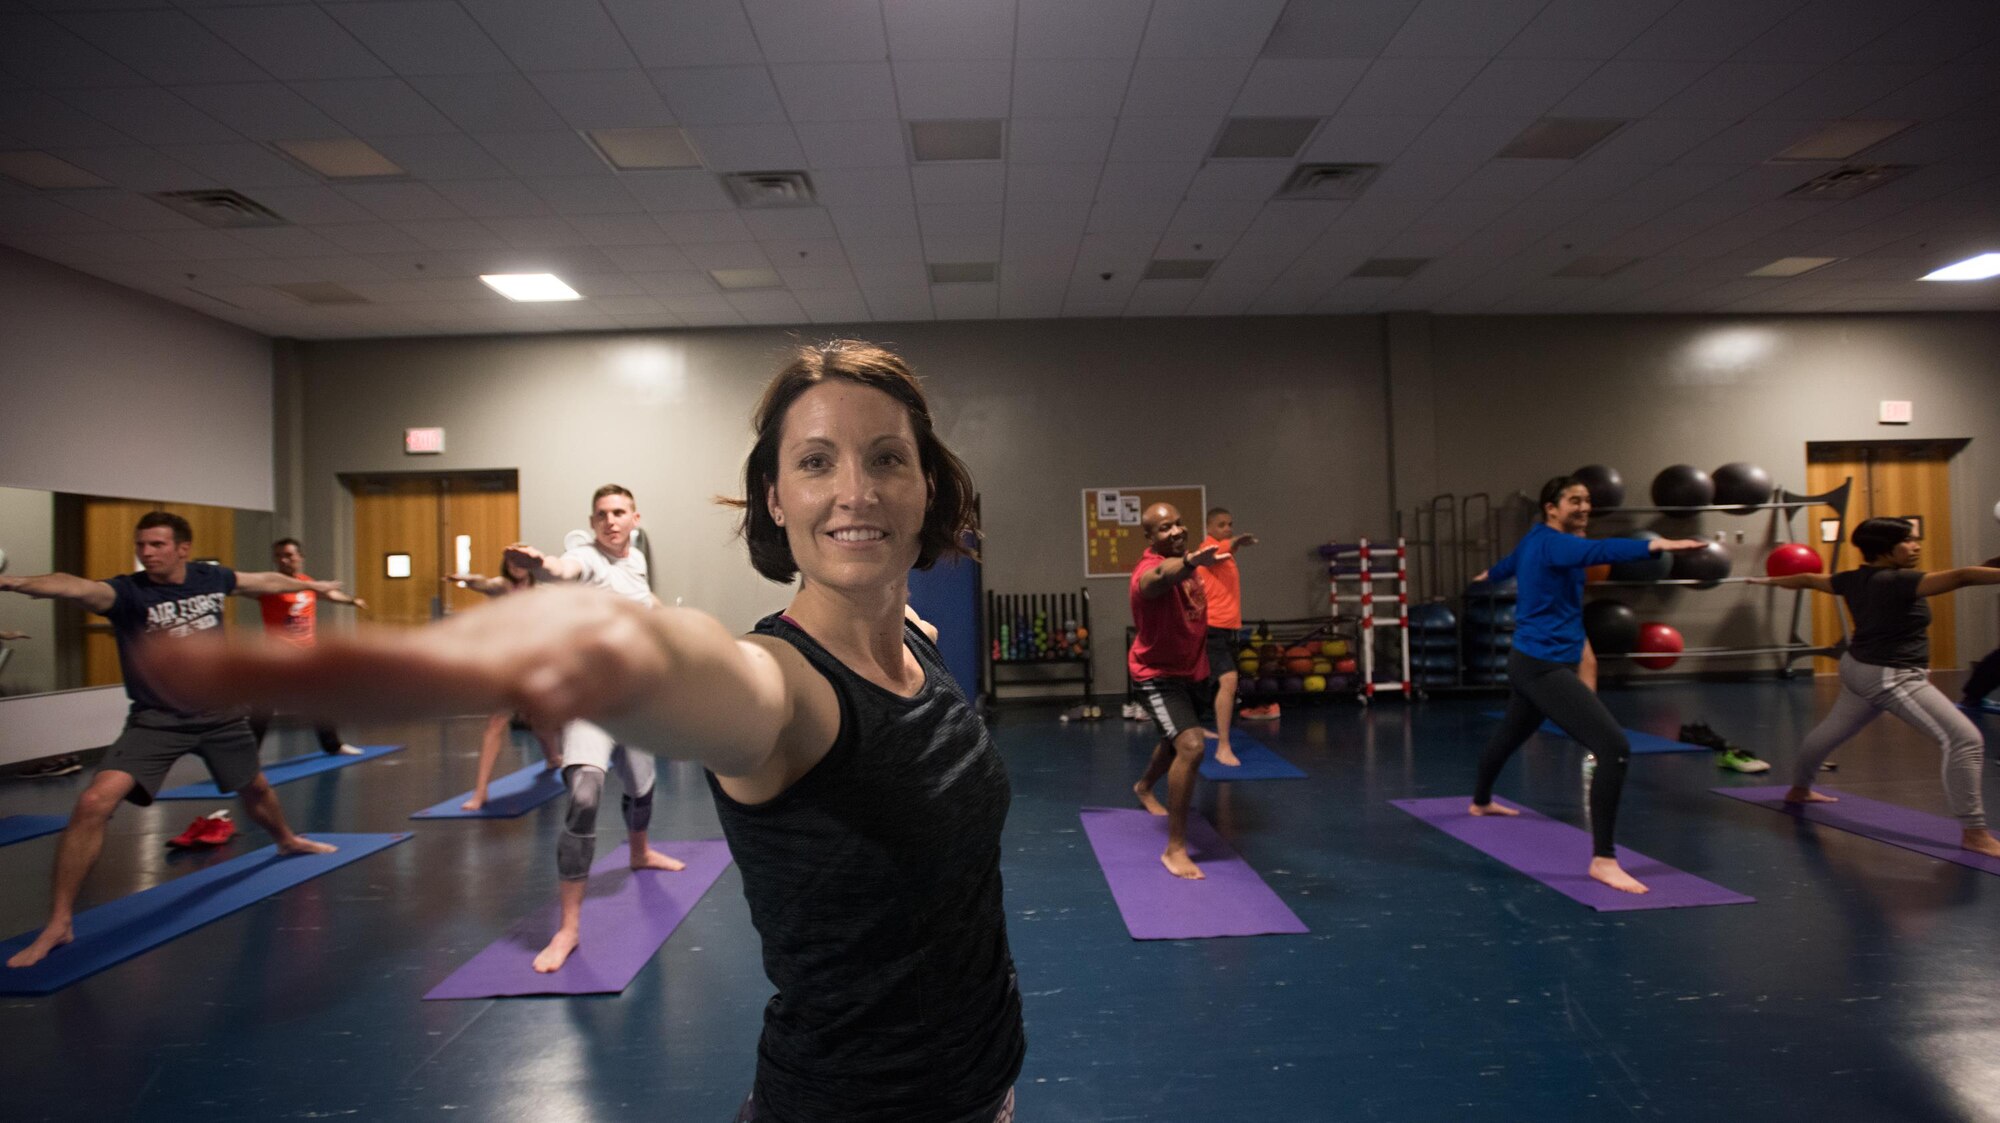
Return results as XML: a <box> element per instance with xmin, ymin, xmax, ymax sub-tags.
<box><xmin>1081</xmin><ymin>485</ymin><xmax>1206</xmax><ymax>578</ymax></box>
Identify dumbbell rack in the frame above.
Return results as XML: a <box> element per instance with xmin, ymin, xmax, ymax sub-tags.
<box><xmin>1329</xmin><ymin>538</ymin><xmax>1413</xmax><ymax>704</ymax></box>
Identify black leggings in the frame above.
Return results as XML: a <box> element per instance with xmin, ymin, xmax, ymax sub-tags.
<box><xmin>1473</xmin><ymin>649</ymin><xmax>1632</xmax><ymax>858</ymax></box>
<box><xmin>1964</xmin><ymin>645</ymin><xmax>2000</xmax><ymax>705</ymax></box>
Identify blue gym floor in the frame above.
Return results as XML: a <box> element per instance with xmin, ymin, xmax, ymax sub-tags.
<box><xmin>3</xmin><ymin>676</ymin><xmax>1998</xmax><ymax>1122</ymax></box>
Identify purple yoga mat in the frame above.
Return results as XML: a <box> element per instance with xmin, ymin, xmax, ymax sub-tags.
<box><xmin>424</xmin><ymin>839</ymin><xmax>732</xmax><ymax>999</ymax></box>
<box><xmin>1714</xmin><ymin>786</ymin><xmax>2000</xmax><ymax>875</ymax></box>
<box><xmin>1079</xmin><ymin>807</ymin><xmax>1308</xmax><ymax>940</ymax></box>
<box><xmin>1391</xmin><ymin>796</ymin><xmax>1754</xmax><ymax>912</ymax></box>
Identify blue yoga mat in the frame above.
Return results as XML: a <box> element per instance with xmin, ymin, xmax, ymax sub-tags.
<box><xmin>1200</xmin><ymin>733</ymin><xmax>1306</xmax><ymax>780</ymax></box>
<box><xmin>0</xmin><ymin>832</ymin><xmax>410</xmax><ymax>995</ymax></box>
<box><xmin>155</xmin><ymin>743</ymin><xmax>404</xmax><ymax>800</ymax></box>
<box><xmin>1480</xmin><ymin>712</ymin><xmax>1700</xmax><ymax>754</ymax></box>
<box><xmin>411</xmin><ymin>762</ymin><xmax>566</xmax><ymax>820</ymax></box>
<box><xmin>0</xmin><ymin>815</ymin><xmax>66</xmax><ymax>847</ymax></box>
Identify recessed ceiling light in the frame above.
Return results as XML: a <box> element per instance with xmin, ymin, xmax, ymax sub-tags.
<box><xmin>275</xmin><ymin>138</ymin><xmax>404</xmax><ymax>179</ymax></box>
<box><xmin>909</xmin><ymin>119</ymin><xmax>1005</xmax><ymax>162</ymax></box>
<box><xmin>710</xmin><ymin>267</ymin><xmax>782</xmax><ymax>290</ymax></box>
<box><xmin>1211</xmin><ymin>118</ymin><xmax>1320</xmax><ymax>160</ymax></box>
<box><xmin>1746</xmin><ymin>257</ymin><xmax>1838</xmax><ymax>278</ymax></box>
<box><xmin>1771</xmin><ymin>121</ymin><xmax>1912</xmax><ymax>162</ymax></box>
<box><xmin>480</xmin><ymin>273</ymin><xmax>582</xmax><ymax>301</ymax></box>
<box><xmin>928</xmin><ymin>262</ymin><xmax>996</xmax><ymax>283</ymax></box>
<box><xmin>1920</xmin><ymin>253</ymin><xmax>2000</xmax><ymax>282</ymax></box>
<box><xmin>586</xmin><ymin>127</ymin><xmax>701</xmax><ymax>170</ymax></box>
<box><xmin>0</xmin><ymin>150</ymin><xmax>109</xmax><ymax>190</ymax></box>
<box><xmin>273</xmin><ymin>281</ymin><xmax>369</xmax><ymax>305</ymax></box>
<box><xmin>1142</xmin><ymin>259</ymin><xmax>1215</xmax><ymax>281</ymax></box>
<box><xmin>1496</xmin><ymin>119</ymin><xmax>1627</xmax><ymax>160</ymax></box>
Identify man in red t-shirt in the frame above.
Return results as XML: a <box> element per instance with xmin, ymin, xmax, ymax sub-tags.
<box><xmin>1128</xmin><ymin>502</ymin><xmax>1226</xmax><ymax>879</ymax></box>
<box><xmin>253</xmin><ymin>538</ymin><xmax>367</xmax><ymax>755</ymax></box>
<box><xmin>1195</xmin><ymin>506</ymin><xmax>1261</xmax><ymax>765</ymax></box>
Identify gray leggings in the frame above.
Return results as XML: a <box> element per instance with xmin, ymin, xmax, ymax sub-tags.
<box><xmin>558</xmin><ymin>747</ymin><xmax>657</xmax><ymax>881</ymax></box>
<box><xmin>1794</xmin><ymin>655</ymin><xmax>1988</xmax><ymax>829</ymax></box>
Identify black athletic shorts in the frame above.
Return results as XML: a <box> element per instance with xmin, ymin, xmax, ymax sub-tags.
<box><xmin>1204</xmin><ymin>627</ymin><xmax>1238</xmax><ymax>682</ymax></box>
<box><xmin>1134</xmin><ymin>677</ymin><xmax>1205</xmax><ymax>741</ymax></box>
<box><xmin>99</xmin><ymin>709</ymin><xmax>261</xmax><ymax>806</ymax></box>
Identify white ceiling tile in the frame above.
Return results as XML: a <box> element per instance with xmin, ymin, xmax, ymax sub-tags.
<box><xmin>49</xmin><ymin>146</ymin><xmax>211</xmax><ymax>191</ymax></box>
<box><xmin>1850</xmin><ymin>0</ymin><xmax>2000</xmax><ymax>65</ymax></box>
<box><xmin>0</xmin><ymin>13</ymin><xmax>148</xmax><ymax>89</ymax></box>
<box><xmin>586</xmin><ymin>292</ymin><xmax>666</xmax><ymax>312</ymax></box>
<box><xmin>912</xmin><ymin>163</ymin><xmax>1005</xmax><ymax>204</ymax></box>
<box><xmin>369</xmin><ymin>134</ymin><xmax>513</xmax><ymax>180</ymax></box>
<box><xmin>654</xmin><ymin>210</ymin><xmax>756</xmax><ymax>243</ymax></box>
<box><xmin>1340</xmin><ymin>58</ymin><xmax>1484</xmax><ymax>116</ymax></box>
<box><xmin>460</xmin><ymin>0</ymin><xmax>639</xmax><ymax>71</ymax></box>
<box><xmin>1301</xmin><ymin>115</ymin><xmax>1429</xmax><ymax>162</ymax></box>
<box><xmin>526</xmin><ymin>71</ymin><xmax>677</xmax><ymax>130</ymax></box>
<box><xmin>1676</xmin><ymin>118</ymin><xmax>1822</xmax><ymax>163</ymax></box>
<box><xmin>841</xmin><ymin>235</ymin><xmax>925</xmax><ymax>263</ymax></box>
<box><xmin>171</xmin><ymin>83</ymin><xmax>347</xmax><ymax>141</ymax></box>
<box><xmin>1859</xmin><ymin>62</ymin><xmax>2000</xmax><ymax>119</ymax></box>
<box><xmin>1230</xmin><ymin>58</ymin><xmax>1369</xmax><ymax>116</ymax></box>
<box><xmin>476</xmin><ymin>131</ymin><xmax>608</xmax><ymax>177</ymax></box>
<box><xmin>1183</xmin><ymin>162</ymin><xmax>1292</xmax><ymax>201</ymax></box>
<box><xmin>603</xmin><ymin>0</ymin><xmax>765</xmax><ymax>68</ymax></box>
<box><xmin>1095</xmin><ymin>160</ymin><xmax>1200</xmax><ymax>201</ymax></box>
<box><xmin>191</xmin><ymin>5</ymin><xmax>390</xmax><ymax>82</ymax></box>
<box><xmin>326</xmin><ymin>2</ymin><xmax>516</xmax><ymax>76</ymax></box>
<box><xmin>883</xmin><ymin>0</ymin><xmax>1016</xmax><ymax>60</ymax></box>
<box><xmin>853</xmin><ymin>261</ymin><xmax>928</xmax><ymax>288</ymax></box>
<box><xmin>55</xmin><ymin>9</ymin><xmax>268</xmax><ymax>85</ymax></box>
<box><xmin>243</xmin><ymin>184</ymin><xmax>379</xmax><ymax>225</ymax></box>
<box><xmin>1006</xmin><ymin>163</ymin><xmax>1102</xmax><ymax>203</ymax></box>
<box><xmin>918</xmin><ymin>203</ymin><xmax>1002</xmax><ymax>237</ymax></box>
<box><xmin>1747</xmin><ymin>62</ymin><xmax>1933</xmax><ymax>120</ymax></box>
<box><xmin>1120</xmin><ymin>58</ymin><xmax>1252</xmax><ymax>118</ymax></box>
<box><xmin>1124</xmin><ymin>279</ymin><xmax>1202</xmax><ymax>316</ymax></box>
<box><xmin>1008</xmin><ymin>118</ymin><xmax>1115</xmax><ymax>165</ymax></box>
<box><xmin>893</xmin><ymin>58</ymin><xmax>1013</xmax><ymax>118</ymax></box>
<box><xmin>622</xmin><ymin>169</ymin><xmax>734</xmax><ymax>211</ymax></box>
<box><xmin>795</xmin><ymin>287</ymin><xmax>871</xmax><ymax>321</ymax></box>
<box><xmin>1503</xmin><ymin>0</ymin><xmax>1679</xmax><ymax>59</ymax></box>
<box><xmin>632</xmin><ymin>270</ymin><xmax>721</xmax><ymax>295</ymax></box>
<box><xmin>601</xmin><ymin>243</ymin><xmax>698</xmax><ymax>271</ymax></box>
<box><xmin>1</xmin><ymin>91</ymin><xmax>142</xmax><ymax>147</ymax></box>
<box><xmin>652</xmin><ymin>67</ymin><xmax>789</xmax><ymax>126</ymax></box>
<box><xmin>337</xmin><ymin>181</ymin><xmax>465</xmax><ymax>221</ymax></box>
<box><xmin>314</xmin><ymin>222</ymin><xmax>430</xmax><ymax>254</ymax></box>
<box><xmin>291</xmin><ymin>79</ymin><xmax>460</xmax><ymax>137</ymax></box>
<box><xmin>1015</xmin><ymin>0</ymin><xmax>1150</xmax><ymax>59</ymax></box>
<box><xmin>812</xmin><ymin>167</ymin><xmax>915</xmax><ymax>207</ymax></box>
<box><xmin>930</xmin><ymin>282</ymin><xmax>998</xmax><ymax>319</ymax></box>
<box><xmin>57</xmin><ymin>87</ymin><xmax>237</xmax><ymax>145</ymax></box>
<box><xmin>57</xmin><ymin>190</ymin><xmax>203</xmax><ymax>232</ymax></box>
<box><xmin>1618</xmin><ymin>0</ymin><xmax>1812</xmax><ymax>62</ymax></box>
<box><xmin>861</xmin><ymin>286</ymin><xmax>934</xmax><ymax>320</ymax></box>
<box><xmin>763</xmin><ymin>237</ymin><xmax>848</xmax><ymax>266</ymax></box>
<box><xmin>921</xmin><ymin>232</ymin><xmax>1001</xmax><ymax>260</ymax></box>
<box><xmin>566</xmin><ymin>213</ymin><xmax>675</xmax><ymax>245</ymax></box>
<box><xmin>158</xmin><ymin>141</ymin><xmax>316</xmax><ymax>186</ymax></box>
<box><xmin>407</xmin><ymin>73</ymin><xmax>567</xmax><ymax>133</ymax></box>
<box><xmin>1381</xmin><ymin>0</ymin><xmax>1547</xmax><ymax>58</ymax></box>
<box><xmin>1011</xmin><ymin>60</ymin><xmax>1132</xmax><ymax>121</ymax></box>
<box><xmin>726</xmin><ymin>290</ymin><xmax>808</xmax><ymax>323</ymax></box>
<box><xmin>740</xmin><ymin>207</ymin><xmax>838</xmax><ymax>240</ymax></box>
<box><xmin>228</xmin><ymin>225</ymin><xmax>347</xmax><ymax>257</ymax></box>
<box><xmin>1086</xmin><ymin>195</ymin><xmax>1177</xmax><ymax>233</ymax></box>
<box><xmin>743</xmin><ymin>0</ymin><xmax>889</xmax><ymax>64</ymax></box>
<box><xmin>1003</xmin><ymin>200</ymin><xmax>1090</xmax><ymax>237</ymax></box>
<box><xmin>1142</xmin><ymin>0</ymin><xmax>1289</xmax><ymax>57</ymax></box>
<box><xmin>1549</xmin><ymin>59</ymin><xmax>1713</xmax><ymax>117</ymax></box>
<box><xmin>796</xmin><ymin>120</ymin><xmax>909</xmax><ymax>169</ymax></box>
<box><xmin>1107</xmin><ymin>118</ymin><xmax>1216</xmax><ymax>163</ymax></box>
<box><xmin>430</xmin><ymin>179</ymin><xmax>552</xmax><ymax>219</ymax></box>
<box><xmin>1650</xmin><ymin>62</ymin><xmax>1827</xmax><ymax>118</ymax></box>
<box><xmin>828</xmin><ymin>205</ymin><xmax>922</xmax><ymax>239</ymax></box>
<box><xmin>1581</xmin><ymin>116</ymin><xmax>1729</xmax><ymax>162</ymax></box>
<box><xmin>772</xmin><ymin>63</ymin><xmax>900</xmax><ymax>123</ymax></box>
<box><xmin>145</xmin><ymin>227</ymin><xmax>274</xmax><ymax>260</ymax></box>
<box><xmin>1732</xmin><ymin>0</ymin><xmax>1911</xmax><ymax>64</ymax></box>
<box><xmin>680</xmin><ymin>241</ymin><xmax>771</xmax><ymax>270</ymax></box>
<box><xmin>1440</xmin><ymin>59</ymin><xmax>1600</xmax><ymax>117</ymax></box>
<box><xmin>684</xmin><ymin>124</ymin><xmax>806</xmax><ymax>171</ymax></box>
<box><xmin>0</xmin><ymin>196</ymin><xmax>113</xmax><ymax>236</ymax></box>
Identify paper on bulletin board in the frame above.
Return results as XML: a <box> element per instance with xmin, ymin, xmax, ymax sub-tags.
<box><xmin>1082</xmin><ymin>486</ymin><xmax>1206</xmax><ymax>578</ymax></box>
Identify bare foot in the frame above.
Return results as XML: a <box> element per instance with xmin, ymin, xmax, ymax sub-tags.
<box><xmin>459</xmin><ymin>794</ymin><xmax>487</xmax><ymax>812</ymax></box>
<box><xmin>1213</xmin><ymin>742</ymin><xmax>1241</xmax><ymax>768</ymax></box>
<box><xmin>6</xmin><ymin>922</ymin><xmax>74</xmax><ymax>969</ymax></box>
<box><xmin>1588</xmin><ymin>857</ymin><xmax>1649</xmax><ymax>894</ymax></box>
<box><xmin>1783</xmin><ymin>787</ymin><xmax>1838</xmax><ymax>805</ymax></box>
<box><xmin>632</xmin><ymin>847</ymin><xmax>686</xmax><ymax>872</ymax></box>
<box><xmin>278</xmin><ymin>836</ymin><xmax>338</xmax><ymax>856</ymax></box>
<box><xmin>1961</xmin><ymin>830</ymin><xmax>2000</xmax><ymax>858</ymax></box>
<box><xmin>1134</xmin><ymin>783</ymin><xmax>1167</xmax><ymax>816</ymax></box>
<box><xmin>1161</xmin><ymin>848</ymin><xmax>1205</xmax><ymax>880</ymax></box>
<box><xmin>533</xmin><ymin>928</ymin><xmax>580</xmax><ymax>973</ymax></box>
<box><xmin>1468</xmin><ymin>801</ymin><xmax>1520</xmax><ymax>817</ymax></box>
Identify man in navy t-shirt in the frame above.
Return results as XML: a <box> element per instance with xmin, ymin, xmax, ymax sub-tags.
<box><xmin>0</xmin><ymin>511</ymin><xmax>341</xmax><ymax>969</ymax></box>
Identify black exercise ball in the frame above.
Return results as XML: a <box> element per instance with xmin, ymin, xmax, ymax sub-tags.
<box><xmin>1572</xmin><ymin>464</ymin><xmax>1624</xmax><ymax>508</ymax></box>
<box><xmin>1583</xmin><ymin>599</ymin><xmax>1640</xmax><ymax>654</ymax></box>
<box><xmin>1607</xmin><ymin>530</ymin><xmax>1673</xmax><ymax>582</ymax></box>
<box><xmin>1672</xmin><ymin>540</ymin><xmax>1732</xmax><ymax>584</ymax></box>
<box><xmin>1711</xmin><ymin>462</ymin><xmax>1772</xmax><ymax>514</ymax></box>
<box><xmin>1651</xmin><ymin>464</ymin><xmax>1714</xmax><ymax>516</ymax></box>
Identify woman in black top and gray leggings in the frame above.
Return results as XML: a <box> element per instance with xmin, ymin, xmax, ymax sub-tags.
<box><xmin>1758</xmin><ymin>517</ymin><xmax>2000</xmax><ymax>858</ymax></box>
<box><xmin>146</xmin><ymin>341</ymin><xmax>1024</xmax><ymax>1122</ymax></box>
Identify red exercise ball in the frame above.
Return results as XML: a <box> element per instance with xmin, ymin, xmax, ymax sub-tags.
<box><xmin>1765</xmin><ymin>543</ymin><xmax>1823</xmax><ymax>577</ymax></box>
<box><xmin>1634</xmin><ymin>622</ymin><xmax>1683</xmax><ymax>670</ymax></box>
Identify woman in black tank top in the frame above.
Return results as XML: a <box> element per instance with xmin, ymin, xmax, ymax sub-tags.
<box><xmin>146</xmin><ymin>341</ymin><xmax>1024</xmax><ymax>1122</ymax></box>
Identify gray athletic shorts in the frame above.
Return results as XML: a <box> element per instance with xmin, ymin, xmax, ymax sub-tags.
<box><xmin>100</xmin><ymin>709</ymin><xmax>261</xmax><ymax>806</ymax></box>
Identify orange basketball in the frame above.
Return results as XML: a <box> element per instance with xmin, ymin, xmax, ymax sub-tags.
<box><xmin>1586</xmin><ymin>564</ymin><xmax>1610</xmax><ymax>583</ymax></box>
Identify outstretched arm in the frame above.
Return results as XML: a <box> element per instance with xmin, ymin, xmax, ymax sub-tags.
<box><xmin>0</xmin><ymin>572</ymin><xmax>116</xmax><ymax>614</ymax></box>
<box><xmin>1915</xmin><ymin>566</ymin><xmax>2000</xmax><ymax>598</ymax></box>
<box><xmin>234</xmin><ymin>571</ymin><xmax>342</xmax><ymax>598</ymax></box>
<box><xmin>322</xmin><ymin>588</ymin><xmax>368</xmax><ymax>611</ymax></box>
<box><xmin>505</xmin><ymin>544</ymin><xmax>587</xmax><ymax>583</ymax></box>
<box><xmin>446</xmin><ymin>573</ymin><xmax>511</xmax><ymax>598</ymax></box>
<box><xmin>1751</xmin><ymin>573</ymin><xmax>1835</xmax><ymax>593</ymax></box>
<box><xmin>1137</xmin><ymin>542</ymin><xmax>1226</xmax><ymax>598</ymax></box>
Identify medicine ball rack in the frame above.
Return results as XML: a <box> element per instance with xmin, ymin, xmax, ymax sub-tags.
<box><xmin>1120</xmin><ymin>615</ymin><xmax>1360</xmax><ymax>707</ymax></box>
<box><xmin>984</xmin><ymin>588</ymin><xmax>1093</xmax><ymax>708</ymax></box>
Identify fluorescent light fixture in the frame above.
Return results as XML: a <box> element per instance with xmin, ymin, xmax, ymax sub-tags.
<box><xmin>1746</xmin><ymin>257</ymin><xmax>1838</xmax><ymax>278</ymax></box>
<box><xmin>1920</xmin><ymin>253</ymin><xmax>2000</xmax><ymax>282</ymax></box>
<box><xmin>1211</xmin><ymin>118</ymin><xmax>1320</xmax><ymax>160</ymax></box>
<box><xmin>709</xmin><ymin>267</ymin><xmax>782</xmax><ymax>290</ymax></box>
<box><xmin>1772</xmin><ymin>121</ymin><xmax>1912</xmax><ymax>162</ymax></box>
<box><xmin>909</xmin><ymin>119</ymin><xmax>1005</xmax><ymax>162</ymax></box>
<box><xmin>0</xmin><ymin>150</ymin><xmax>110</xmax><ymax>189</ymax></box>
<box><xmin>480</xmin><ymin>273</ymin><xmax>582</xmax><ymax>301</ymax></box>
<box><xmin>586</xmin><ymin>127</ymin><xmax>701</xmax><ymax>170</ymax></box>
<box><xmin>275</xmin><ymin>138</ymin><xmax>404</xmax><ymax>178</ymax></box>
<box><xmin>1496</xmin><ymin>118</ymin><xmax>1626</xmax><ymax>160</ymax></box>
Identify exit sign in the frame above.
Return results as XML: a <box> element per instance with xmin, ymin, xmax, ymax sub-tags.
<box><xmin>404</xmin><ymin>427</ymin><xmax>445</xmax><ymax>454</ymax></box>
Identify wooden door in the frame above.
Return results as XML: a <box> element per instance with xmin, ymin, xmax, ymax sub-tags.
<box><xmin>442</xmin><ymin>477</ymin><xmax>520</xmax><ymax>616</ymax></box>
<box><xmin>80</xmin><ymin>497</ymin><xmax>236</xmax><ymax>686</ymax></box>
<box><xmin>349</xmin><ymin>473</ymin><xmax>518</xmax><ymax>627</ymax></box>
<box><xmin>1805</xmin><ymin>441</ymin><xmax>1960</xmax><ymax>673</ymax></box>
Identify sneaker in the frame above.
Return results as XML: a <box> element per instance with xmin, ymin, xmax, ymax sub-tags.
<box><xmin>1241</xmin><ymin>704</ymin><xmax>1281</xmax><ymax>720</ymax></box>
<box><xmin>18</xmin><ymin>755</ymin><xmax>82</xmax><ymax>778</ymax></box>
<box><xmin>1121</xmin><ymin>701</ymin><xmax>1147</xmax><ymax>721</ymax></box>
<box><xmin>329</xmin><ymin>744</ymin><xmax>365</xmax><ymax>756</ymax></box>
<box><xmin>1718</xmin><ymin>749</ymin><xmax>1771</xmax><ymax>774</ymax></box>
<box><xmin>169</xmin><ymin>810</ymin><xmax>233</xmax><ymax>849</ymax></box>
<box><xmin>1677</xmin><ymin>722</ymin><xmax>1728</xmax><ymax>750</ymax></box>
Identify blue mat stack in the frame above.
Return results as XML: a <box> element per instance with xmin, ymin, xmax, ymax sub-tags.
<box><xmin>1462</xmin><ymin>577</ymin><xmax>1515</xmax><ymax>686</ymax></box>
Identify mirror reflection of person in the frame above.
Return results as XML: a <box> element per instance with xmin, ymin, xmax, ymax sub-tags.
<box><xmin>251</xmin><ymin>538</ymin><xmax>367</xmax><ymax>756</ymax></box>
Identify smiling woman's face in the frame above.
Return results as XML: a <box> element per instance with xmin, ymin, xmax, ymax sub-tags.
<box><xmin>766</xmin><ymin>380</ymin><xmax>928</xmax><ymax>590</ymax></box>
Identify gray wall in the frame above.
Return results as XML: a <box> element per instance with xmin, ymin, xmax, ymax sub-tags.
<box><xmin>290</xmin><ymin>318</ymin><xmax>1392</xmax><ymax>691</ymax></box>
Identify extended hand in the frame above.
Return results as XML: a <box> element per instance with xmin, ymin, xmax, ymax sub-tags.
<box><xmin>1651</xmin><ymin>538</ymin><xmax>1709</xmax><ymax>553</ymax></box>
<box><xmin>504</xmin><ymin>543</ymin><xmax>549</xmax><ymax>575</ymax></box>
<box><xmin>351</xmin><ymin>598</ymin><xmax>369</xmax><ymax>612</ymax></box>
<box><xmin>0</xmin><ymin>630</ymin><xmax>26</xmax><ymax>641</ymax></box>
<box><xmin>1185</xmin><ymin>543</ymin><xmax>1227</xmax><ymax>568</ymax></box>
<box><xmin>1233</xmin><ymin>534</ymin><xmax>1259</xmax><ymax>548</ymax></box>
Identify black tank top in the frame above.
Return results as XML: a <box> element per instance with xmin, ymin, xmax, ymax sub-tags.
<box><xmin>707</xmin><ymin>613</ymin><xmax>1024</xmax><ymax>1123</ymax></box>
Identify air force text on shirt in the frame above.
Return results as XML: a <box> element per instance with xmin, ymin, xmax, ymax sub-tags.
<box><xmin>146</xmin><ymin>592</ymin><xmax>227</xmax><ymax>637</ymax></box>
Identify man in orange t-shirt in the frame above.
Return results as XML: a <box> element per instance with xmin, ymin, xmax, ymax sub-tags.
<box><xmin>1197</xmin><ymin>507</ymin><xmax>1261</xmax><ymax>764</ymax></box>
<box><xmin>252</xmin><ymin>538</ymin><xmax>367</xmax><ymax>755</ymax></box>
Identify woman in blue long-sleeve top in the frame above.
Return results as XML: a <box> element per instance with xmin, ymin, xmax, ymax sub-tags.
<box><xmin>1472</xmin><ymin>476</ymin><xmax>1703</xmax><ymax>894</ymax></box>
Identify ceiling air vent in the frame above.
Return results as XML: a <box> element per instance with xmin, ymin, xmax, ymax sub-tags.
<box><xmin>1275</xmin><ymin>163</ymin><xmax>1380</xmax><ymax>201</ymax></box>
<box><xmin>149</xmin><ymin>189</ymin><xmax>288</xmax><ymax>229</ymax></box>
<box><xmin>274</xmin><ymin>282</ymin><xmax>369</xmax><ymax>305</ymax></box>
<box><xmin>1783</xmin><ymin>164</ymin><xmax>1916</xmax><ymax>201</ymax></box>
<box><xmin>721</xmin><ymin>171</ymin><xmax>816</xmax><ymax>208</ymax></box>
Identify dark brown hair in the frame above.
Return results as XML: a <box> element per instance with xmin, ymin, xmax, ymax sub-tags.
<box><xmin>723</xmin><ymin>340</ymin><xmax>977</xmax><ymax>584</ymax></box>
<box><xmin>591</xmin><ymin>484</ymin><xmax>635</xmax><ymax>509</ymax></box>
<box><xmin>1851</xmin><ymin>516</ymin><xmax>1915</xmax><ymax>562</ymax></box>
<box><xmin>136</xmin><ymin>511</ymin><xmax>192</xmax><ymax>544</ymax></box>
